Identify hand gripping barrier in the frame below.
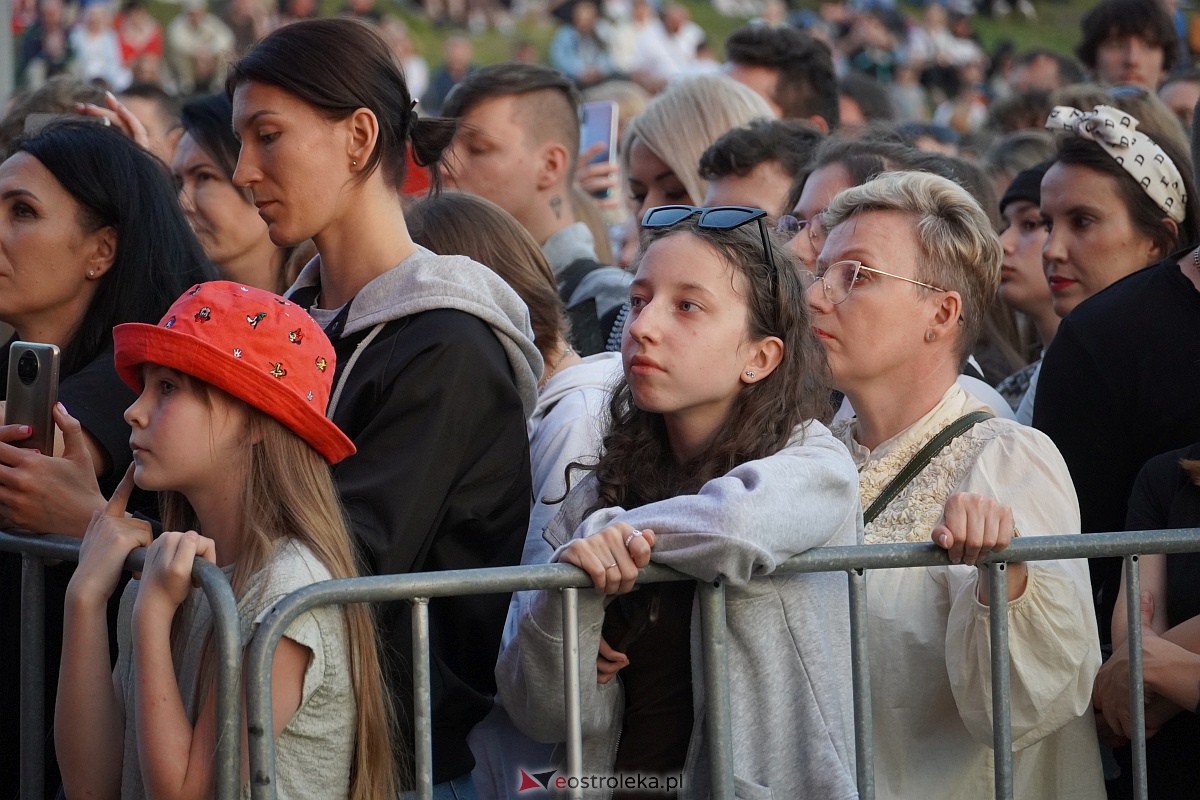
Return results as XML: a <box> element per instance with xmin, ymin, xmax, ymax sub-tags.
<box><xmin>0</xmin><ymin>531</ymin><xmax>241</xmax><ymax>800</ymax></box>
<box><xmin>5</xmin><ymin>528</ymin><xmax>1200</xmax><ymax>800</ymax></box>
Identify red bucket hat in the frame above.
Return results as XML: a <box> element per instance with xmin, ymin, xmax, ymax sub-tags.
<box><xmin>113</xmin><ymin>281</ymin><xmax>355</xmax><ymax>464</ymax></box>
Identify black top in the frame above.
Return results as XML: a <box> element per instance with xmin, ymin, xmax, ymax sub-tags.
<box><xmin>605</xmin><ymin>582</ymin><xmax>695</xmax><ymax>797</ymax></box>
<box><xmin>0</xmin><ymin>343</ymin><xmax>144</xmax><ymax>799</ymax></box>
<box><xmin>1033</xmin><ymin>256</ymin><xmax>1200</xmax><ymax>639</ymax></box>
<box><xmin>1107</xmin><ymin>443</ymin><xmax>1200</xmax><ymax>799</ymax></box>
<box><xmin>292</xmin><ymin>292</ymin><xmax>532</xmax><ymax>785</ymax></box>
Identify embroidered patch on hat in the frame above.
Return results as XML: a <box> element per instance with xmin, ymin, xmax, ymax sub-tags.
<box><xmin>112</xmin><ymin>280</ymin><xmax>355</xmax><ymax>464</ymax></box>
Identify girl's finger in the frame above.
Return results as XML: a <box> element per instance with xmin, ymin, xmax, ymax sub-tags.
<box><xmin>104</xmin><ymin>464</ymin><xmax>137</xmax><ymax>518</ymax></box>
<box><xmin>615</xmin><ymin>554</ymin><xmax>639</xmax><ymax>595</ymax></box>
<box><xmin>193</xmin><ymin>534</ymin><xmax>217</xmax><ymax>565</ymax></box>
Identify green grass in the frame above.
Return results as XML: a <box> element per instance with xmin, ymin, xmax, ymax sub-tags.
<box><xmin>963</xmin><ymin>0</ymin><xmax>1092</xmax><ymax>58</ymax></box>
<box><xmin>144</xmin><ymin>0</ymin><xmax>1095</xmax><ymax>71</ymax></box>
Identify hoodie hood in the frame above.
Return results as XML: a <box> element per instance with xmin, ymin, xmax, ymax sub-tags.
<box><xmin>290</xmin><ymin>246</ymin><xmax>543</xmax><ymax>416</ymax></box>
<box><xmin>532</xmin><ymin>351</ymin><xmax>623</xmax><ymax>427</ymax></box>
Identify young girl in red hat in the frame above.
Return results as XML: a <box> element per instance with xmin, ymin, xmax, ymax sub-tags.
<box><xmin>55</xmin><ymin>281</ymin><xmax>396</xmax><ymax>800</ymax></box>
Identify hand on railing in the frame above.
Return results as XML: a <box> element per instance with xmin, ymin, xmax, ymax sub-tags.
<box><xmin>557</xmin><ymin>522</ymin><xmax>657</xmax><ymax>595</ymax></box>
<box><xmin>932</xmin><ymin>492</ymin><xmax>1029</xmax><ymax>604</ymax></box>
<box><xmin>69</xmin><ymin>465</ymin><xmax>153</xmax><ymax>605</ymax></box>
<box><xmin>931</xmin><ymin>492</ymin><xmax>1016</xmax><ymax>567</ymax></box>
<box><xmin>136</xmin><ymin>529</ymin><xmax>218</xmax><ymax>614</ymax></box>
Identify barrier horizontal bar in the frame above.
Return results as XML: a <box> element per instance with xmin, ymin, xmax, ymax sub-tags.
<box><xmin>222</xmin><ymin>530</ymin><xmax>1200</xmax><ymax>610</ymax></box>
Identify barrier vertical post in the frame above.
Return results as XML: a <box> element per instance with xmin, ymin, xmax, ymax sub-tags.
<box><xmin>20</xmin><ymin>555</ymin><xmax>45</xmax><ymax>800</ymax></box>
<box><xmin>848</xmin><ymin>568</ymin><xmax>874</xmax><ymax>800</ymax></box>
<box><xmin>1123</xmin><ymin>556</ymin><xmax>1148</xmax><ymax>800</ymax></box>
<box><xmin>412</xmin><ymin>598</ymin><xmax>434</xmax><ymax>800</ymax></box>
<box><xmin>699</xmin><ymin>580</ymin><xmax>734</xmax><ymax>800</ymax></box>
<box><xmin>194</xmin><ymin>559</ymin><xmax>243</xmax><ymax>800</ymax></box>
<box><xmin>988</xmin><ymin>562</ymin><xmax>1013</xmax><ymax>800</ymax></box>
<box><xmin>562</xmin><ymin>587</ymin><xmax>583</xmax><ymax>800</ymax></box>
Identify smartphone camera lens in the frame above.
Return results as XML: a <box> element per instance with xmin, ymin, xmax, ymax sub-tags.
<box><xmin>16</xmin><ymin>350</ymin><xmax>38</xmax><ymax>386</ymax></box>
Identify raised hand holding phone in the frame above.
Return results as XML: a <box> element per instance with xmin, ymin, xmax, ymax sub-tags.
<box><xmin>578</xmin><ymin>100</ymin><xmax>619</xmax><ymax>200</ymax></box>
<box><xmin>5</xmin><ymin>341</ymin><xmax>60</xmax><ymax>453</ymax></box>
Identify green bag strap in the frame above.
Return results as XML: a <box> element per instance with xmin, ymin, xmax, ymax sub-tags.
<box><xmin>862</xmin><ymin>410</ymin><xmax>994</xmax><ymax>526</ymax></box>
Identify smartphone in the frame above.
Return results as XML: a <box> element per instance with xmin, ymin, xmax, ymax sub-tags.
<box><xmin>5</xmin><ymin>342</ymin><xmax>61</xmax><ymax>454</ymax></box>
<box><xmin>580</xmin><ymin>100</ymin><xmax>619</xmax><ymax>199</ymax></box>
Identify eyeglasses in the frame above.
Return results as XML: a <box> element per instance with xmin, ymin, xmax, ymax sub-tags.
<box><xmin>800</xmin><ymin>259</ymin><xmax>948</xmax><ymax>305</ymax></box>
<box><xmin>641</xmin><ymin>204</ymin><xmax>777</xmax><ymax>289</ymax></box>
<box><xmin>776</xmin><ymin>211</ymin><xmax>827</xmax><ymax>256</ymax></box>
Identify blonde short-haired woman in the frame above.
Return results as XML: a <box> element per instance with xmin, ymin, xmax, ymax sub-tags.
<box><xmin>805</xmin><ymin>170</ymin><xmax>1105</xmax><ymax>800</ymax></box>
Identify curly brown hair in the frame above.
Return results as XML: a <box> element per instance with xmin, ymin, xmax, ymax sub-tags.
<box><xmin>586</xmin><ymin>218</ymin><xmax>831</xmax><ymax>511</ymax></box>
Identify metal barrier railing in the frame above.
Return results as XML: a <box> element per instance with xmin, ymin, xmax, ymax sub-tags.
<box><xmin>0</xmin><ymin>531</ymin><xmax>242</xmax><ymax>800</ymax></box>
<box><xmin>5</xmin><ymin>527</ymin><xmax>1200</xmax><ymax>800</ymax></box>
<box><xmin>243</xmin><ymin>528</ymin><xmax>1200</xmax><ymax>800</ymax></box>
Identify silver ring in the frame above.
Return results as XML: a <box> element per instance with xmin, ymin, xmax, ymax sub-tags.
<box><xmin>624</xmin><ymin>529</ymin><xmax>643</xmax><ymax>548</ymax></box>
<box><xmin>605</xmin><ymin>561</ymin><xmax>618</xmax><ymax>569</ymax></box>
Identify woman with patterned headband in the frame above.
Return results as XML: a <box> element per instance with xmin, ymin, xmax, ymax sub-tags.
<box><xmin>1034</xmin><ymin>103</ymin><xmax>1200</xmax><ymax>797</ymax></box>
<box><xmin>1040</xmin><ymin>105</ymin><xmax>1198</xmax><ymax>320</ymax></box>
<box><xmin>1034</xmin><ymin>105</ymin><xmax>1200</xmax><ymax>641</ymax></box>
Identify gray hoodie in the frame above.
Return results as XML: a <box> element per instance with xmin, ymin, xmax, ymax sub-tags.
<box><xmin>291</xmin><ymin>245</ymin><xmax>542</xmax><ymax>415</ymax></box>
<box><xmin>497</xmin><ymin>421</ymin><xmax>863</xmax><ymax>799</ymax></box>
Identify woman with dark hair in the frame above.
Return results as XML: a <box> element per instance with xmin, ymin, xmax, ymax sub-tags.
<box><xmin>1035</xmin><ymin>105</ymin><xmax>1200</xmax><ymax>644</ymax></box>
<box><xmin>994</xmin><ymin>161</ymin><xmax>1058</xmax><ymax>423</ymax></box>
<box><xmin>1040</xmin><ymin>106</ymin><xmax>1198</xmax><ymax>321</ymax></box>
<box><xmin>228</xmin><ymin>18</ymin><xmax>541</xmax><ymax>795</ymax></box>
<box><xmin>173</xmin><ymin>93</ymin><xmax>297</xmax><ymax>293</ymax></box>
<box><xmin>0</xmin><ymin>119</ymin><xmax>214</xmax><ymax>791</ymax></box>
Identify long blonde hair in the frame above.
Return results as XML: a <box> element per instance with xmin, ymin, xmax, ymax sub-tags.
<box><xmin>162</xmin><ymin>380</ymin><xmax>400</xmax><ymax>800</ymax></box>
<box><xmin>620</xmin><ymin>75</ymin><xmax>775</xmax><ymax>206</ymax></box>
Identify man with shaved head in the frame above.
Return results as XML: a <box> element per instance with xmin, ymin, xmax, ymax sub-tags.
<box><xmin>442</xmin><ymin>63</ymin><xmax>629</xmax><ymax>355</ymax></box>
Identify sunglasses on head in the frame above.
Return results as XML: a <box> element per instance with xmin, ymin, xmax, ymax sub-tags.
<box><xmin>641</xmin><ymin>204</ymin><xmax>778</xmax><ymax>290</ymax></box>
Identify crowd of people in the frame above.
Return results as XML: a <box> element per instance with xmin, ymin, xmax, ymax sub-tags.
<box><xmin>2</xmin><ymin>0</ymin><xmax>1200</xmax><ymax>798</ymax></box>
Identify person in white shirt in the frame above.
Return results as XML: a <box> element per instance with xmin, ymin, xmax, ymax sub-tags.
<box><xmin>805</xmin><ymin>169</ymin><xmax>1104</xmax><ymax>800</ymax></box>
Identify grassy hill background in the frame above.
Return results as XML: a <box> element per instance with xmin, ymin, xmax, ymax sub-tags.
<box><xmin>139</xmin><ymin>0</ymin><xmax>1096</xmax><ymax>70</ymax></box>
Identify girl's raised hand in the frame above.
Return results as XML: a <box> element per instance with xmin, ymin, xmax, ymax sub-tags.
<box><xmin>557</xmin><ymin>523</ymin><xmax>656</xmax><ymax>595</ymax></box>
<box><xmin>136</xmin><ymin>529</ymin><xmax>217</xmax><ymax>614</ymax></box>
<box><xmin>69</xmin><ymin>464</ymin><xmax>152</xmax><ymax>606</ymax></box>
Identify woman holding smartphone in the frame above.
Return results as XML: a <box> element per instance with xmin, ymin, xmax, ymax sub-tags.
<box><xmin>0</xmin><ymin>120</ymin><xmax>213</xmax><ymax>791</ymax></box>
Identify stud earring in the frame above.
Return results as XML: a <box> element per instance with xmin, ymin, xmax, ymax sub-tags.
<box><xmin>925</xmin><ymin>330</ymin><xmax>935</xmax><ymax>342</ymax></box>
<box><xmin>87</xmin><ymin>270</ymin><xmax>95</xmax><ymax>278</ymax></box>
<box><xmin>745</xmin><ymin>370</ymin><xmax>756</xmax><ymax>378</ymax></box>
<box><xmin>351</xmin><ymin>159</ymin><xmax>358</xmax><ymax>167</ymax></box>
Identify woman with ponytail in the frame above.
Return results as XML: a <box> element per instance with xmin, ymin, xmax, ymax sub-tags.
<box><xmin>228</xmin><ymin>18</ymin><xmax>542</xmax><ymax>795</ymax></box>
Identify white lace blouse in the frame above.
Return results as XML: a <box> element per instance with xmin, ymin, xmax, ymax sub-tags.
<box><xmin>833</xmin><ymin>384</ymin><xmax>1106</xmax><ymax>800</ymax></box>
